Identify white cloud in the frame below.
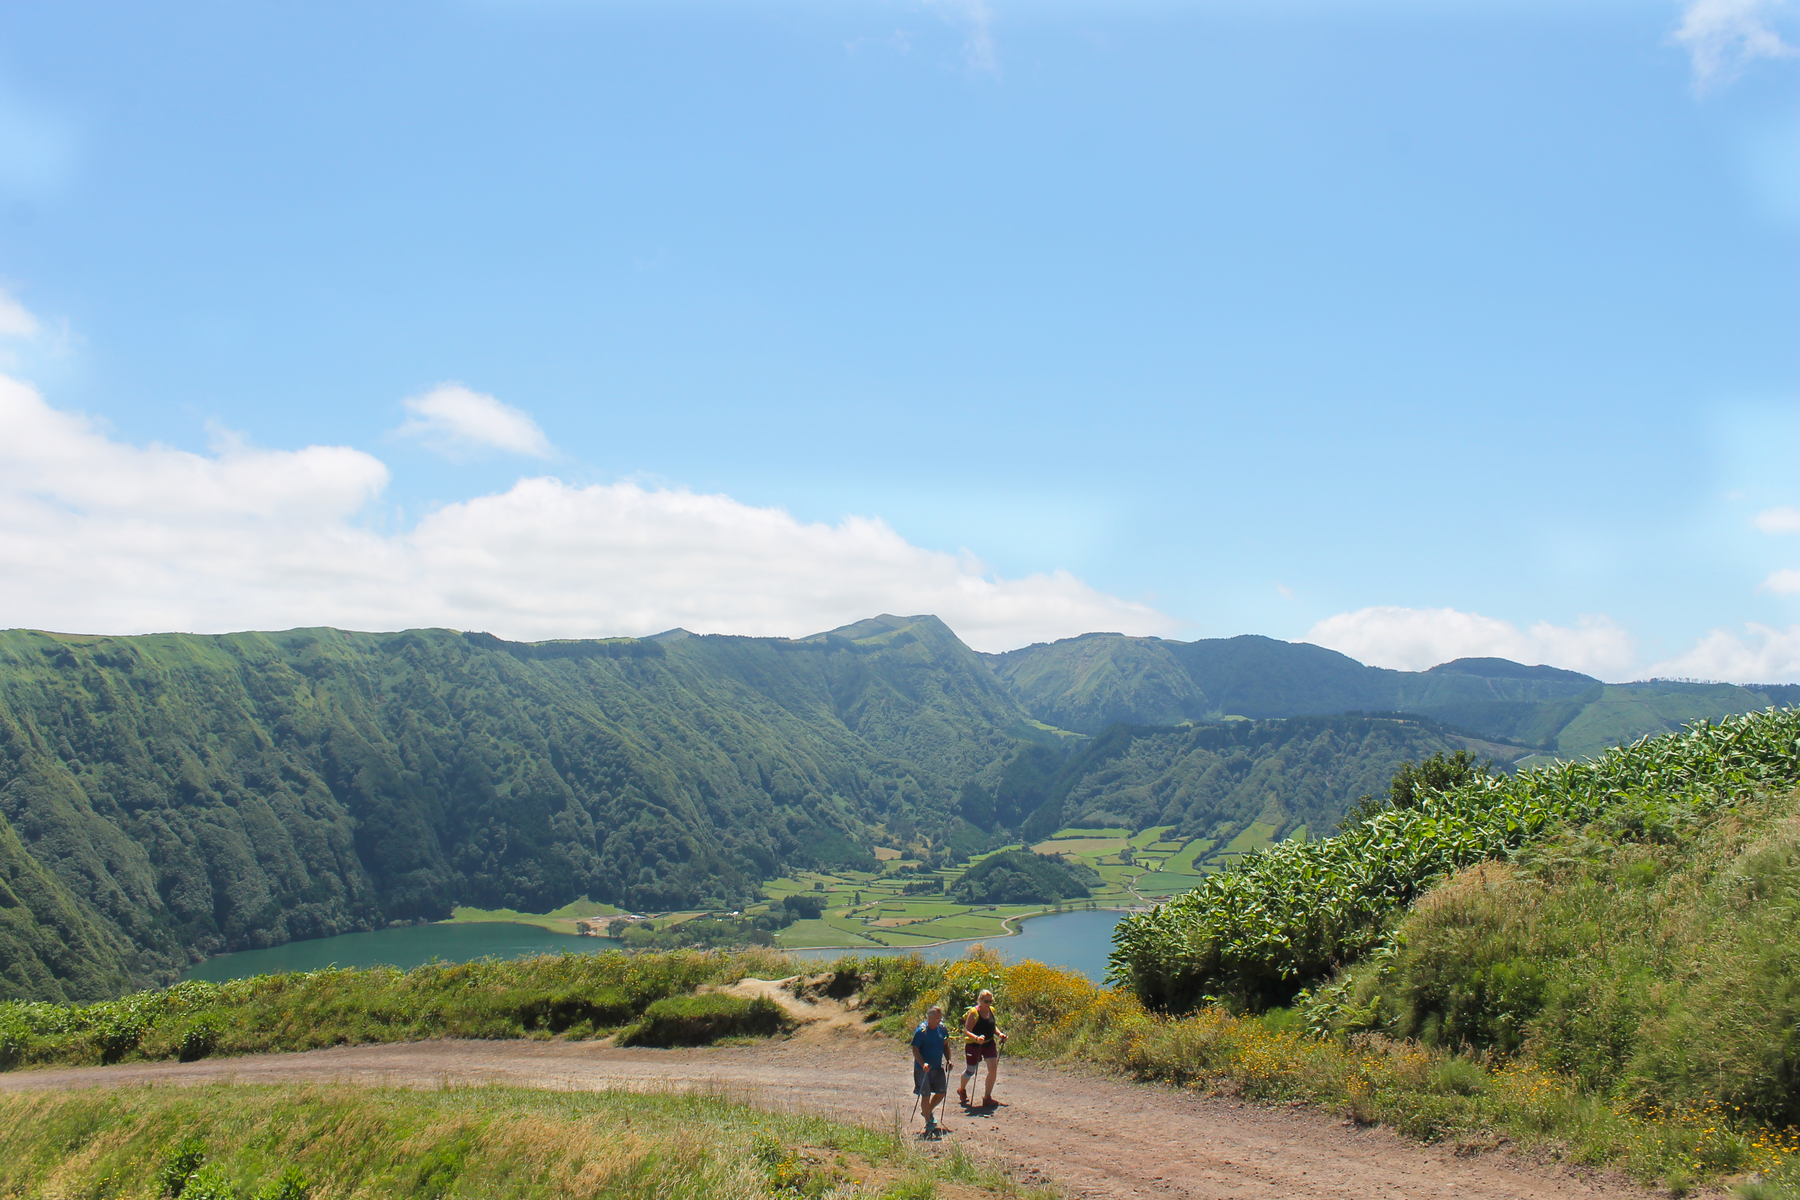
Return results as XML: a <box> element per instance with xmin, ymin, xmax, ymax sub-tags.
<box><xmin>1644</xmin><ymin>622</ymin><xmax>1800</xmax><ymax>683</ymax></box>
<box><xmin>1755</xmin><ymin>505</ymin><xmax>1800</xmax><ymax>534</ymax></box>
<box><xmin>1761</xmin><ymin>568</ymin><xmax>1800</xmax><ymax>594</ymax></box>
<box><xmin>394</xmin><ymin>383</ymin><xmax>554</xmax><ymax>459</ymax></box>
<box><xmin>1673</xmin><ymin>0</ymin><xmax>1799</xmax><ymax>92</ymax></box>
<box><xmin>0</xmin><ymin>376</ymin><xmax>1173</xmax><ymax>652</ymax></box>
<box><xmin>1304</xmin><ymin>605</ymin><xmax>1635</xmax><ymax>678</ymax></box>
<box><xmin>0</xmin><ymin>285</ymin><xmax>39</xmax><ymax>340</ymax></box>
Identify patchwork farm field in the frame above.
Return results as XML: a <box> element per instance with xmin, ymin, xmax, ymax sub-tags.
<box><xmin>716</xmin><ymin>814</ymin><xmax>1313</xmax><ymax>949</ymax></box>
<box><xmin>440</xmin><ymin>810</ymin><xmax>1314</xmax><ymax>954</ymax></box>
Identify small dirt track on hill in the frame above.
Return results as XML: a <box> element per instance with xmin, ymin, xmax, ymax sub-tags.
<box><xmin>1</xmin><ymin>1034</ymin><xmax>1655</xmax><ymax>1200</ymax></box>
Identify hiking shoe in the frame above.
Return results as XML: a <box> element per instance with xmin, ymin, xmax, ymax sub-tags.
<box><xmin>956</xmin><ymin>1085</ymin><xmax>968</xmax><ymax>1105</ymax></box>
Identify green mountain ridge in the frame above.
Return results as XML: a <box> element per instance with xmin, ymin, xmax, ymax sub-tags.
<box><xmin>0</xmin><ymin>614</ymin><xmax>1790</xmax><ymax>1001</ymax></box>
<box><xmin>1025</xmin><ymin>713</ymin><xmax>1489</xmax><ymax>846</ymax></box>
<box><xmin>983</xmin><ymin>632</ymin><xmax>1789</xmax><ymax>753</ymax></box>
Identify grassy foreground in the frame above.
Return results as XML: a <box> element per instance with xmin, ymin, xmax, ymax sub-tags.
<box><xmin>0</xmin><ymin>1083</ymin><xmax>1036</xmax><ymax>1200</ymax></box>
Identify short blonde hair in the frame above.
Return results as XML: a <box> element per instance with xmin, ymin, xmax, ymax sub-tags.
<box><xmin>926</xmin><ymin>1004</ymin><xmax>943</xmax><ymax>1016</ymax></box>
<box><xmin>978</xmin><ymin>989</ymin><xmax>995</xmax><ymax>1002</ymax></box>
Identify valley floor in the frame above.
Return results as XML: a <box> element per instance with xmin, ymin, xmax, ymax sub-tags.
<box><xmin>2</xmin><ymin>1033</ymin><xmax>1658</xmax><ymax>1200</ymax></box>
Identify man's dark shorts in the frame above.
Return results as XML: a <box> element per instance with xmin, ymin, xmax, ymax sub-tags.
<box><xmin>964</xmin><ymin>1041</ymin><xmax>998</xmax><ymax>1066</ymax></box>
<box><xmin>914</xmin><ymin>1063</ymin><xmax>947</xmax><ymax>1096</ymax></box>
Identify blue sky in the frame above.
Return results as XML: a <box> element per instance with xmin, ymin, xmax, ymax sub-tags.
<box><xmin>0</xmin><ymin>0</ymin><xmax>1796</xmax><ymax>678</ymax></box>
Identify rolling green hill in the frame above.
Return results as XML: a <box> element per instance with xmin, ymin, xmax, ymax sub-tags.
<box><xmin>985</xmin><ymin>633</ymin><xmax>1789</xmax><ymax>755</ymax></box>
<box><xmin>949</xmin><ymin>848</ymin><xmax>1099</xmax><ymax>904</ymax></box>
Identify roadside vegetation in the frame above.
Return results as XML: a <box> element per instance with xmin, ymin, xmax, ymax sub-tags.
<box><xmin>0</xmin><ymin>1082</ymin><xmax>1043</xmax><ymax>1200</ymax></box>
<box><xmin>835</xmin><ymin>938</ymin><xmax>1800</xmax><ymax>1197</ymax></box>
<box><xmin>0</xmin><ymin>949</ymin><xmax>797</xmax><ymax>1067</ymax></box>
<box><xmin>1111</xmin><ymin>707</ymin><xmax>1800</xmax><ymax>1013</ymax></box>
<box><xmin>1094</xmin><ymin>706</ymin><xmax>1800</xmax><ymax>1195</ymax></box>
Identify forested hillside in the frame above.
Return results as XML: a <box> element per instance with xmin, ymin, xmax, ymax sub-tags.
<box><xmin>985</xmin><ymin>632</ymin><xmax>1789</xmax><ymax>752</ymax></box>
<box><xmin>0</xmin><ymin>615</ymin><xmax>1037</xmax><ymax>991</ymax></box>
<box><xmin>0</xmin><ymin>810</ymin><xmax>133</xmax><ymax>1001</ymax></box>
<box><xmin>1014</xmin><ymin>714</ymin><xmax>1489</xmax><ymax>845</ymax></box>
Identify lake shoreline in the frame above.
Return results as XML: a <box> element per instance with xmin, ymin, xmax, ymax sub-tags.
<box><xmin>180</xmin><ymin>906</ymin><xmax>1132</xmax><ymax>983</ymax></box>
<box><xmin>777</xmin><ymin>902</ymin><xmax>1142</xmax><ymax>954</ymax></box>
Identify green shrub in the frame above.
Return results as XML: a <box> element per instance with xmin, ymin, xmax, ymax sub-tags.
<box><xmin>514</xmin><ymin>987</ymin><xmax>634</xmax><ymax>1033</ymax></box>
<box><xmin>179</xmin><ymin>1164</ymin><xmax>236</xmax><ymax>1200</ymax></box>
<box><xmin>1429</xmin><ymin>1057</ymin><xmax>1487</xmax><ymax>1097</ymax></box>
<box><xmin>1112</xmin><ymin>708</ymin><xmax>1800</xmax><ymax>1012</ymax></box>
<box><xmin>0</xmin><ymin>1012</ymin><xmax>25</xmax><ymax>1067</ymax></box>
<box><xmin>159</xmin><ymin>1135</ymin><xmax>207</xmax><ymax>1197</ymax></box>
<box><xmin>858</xmin><ymin>954</ymin><xmax>942</xmax><ymax>1024</ymax></box>
<box><xmin>252</xmin><ymin>1166</ymin><xmax>310</xmax><ymax>1200</ymax></box>
<box><xmin>178</xmin><ymin>1015</ymin><xmax>220</xmax><ymax>1062</ymax></box>
<box><xmin>617</xmin><ymin>994</ymin><xmax>787</xmax><ymax>1046</ymax></box>
<box><xmin>1302</xmin><ymin>774</ymin><xmax>1800</xmax><ymax>1124</ymax></box>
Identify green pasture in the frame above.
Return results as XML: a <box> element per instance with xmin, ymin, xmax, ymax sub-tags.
<box><xmin>438</xmin><ymin>811</ymin><xmax>1319</xmax><ymax>954</ymax></box>
<box><xmin>446</xmin><ymin>898</ymin><xmax>623</xmax><ymax>933</ymax></box>
<box><xmin>1212</xmin><ymin>818</ymin><xmax>1281</xmax><ymax>864</ymax></box>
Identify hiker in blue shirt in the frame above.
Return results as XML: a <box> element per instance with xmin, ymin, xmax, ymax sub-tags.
<box><xmin>910</xmin><ymin>1004</ymin><xmax>954</xmax><ymax>1136</ymax></box>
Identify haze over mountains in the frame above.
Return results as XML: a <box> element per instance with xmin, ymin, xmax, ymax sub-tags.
<box><xmin>0</xmin><ymin>614</ymin><xmax>1792</xmax><ymax>1002</ymax></box>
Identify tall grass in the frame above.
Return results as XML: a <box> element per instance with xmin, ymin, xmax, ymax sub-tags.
<box><xmin>0</xmin><ymin>1082</ymin><xmax>1043</xmax><ymax>1200</ymax></box>
<box><xmin>0</xmin><ymin>948</ymin><xmax>793</xmax><ymax>1068</ymax></box>
<box><xmin>842</xmin><ymin>947</ymin><xmax>1800</xmax><ymax>1194</ymax></box>
<box><xmin>1315</xmin><ymin>783</ymin><xmax>1800</xmax><ymax>1125</ymax></box>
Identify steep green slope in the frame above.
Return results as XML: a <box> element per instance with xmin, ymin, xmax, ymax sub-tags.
<box><xmin>0</xmin><ymin>616</ymin><xmax>1036</xmax><ymax>983</ymax></box>
<box><xmin>1549</xmin><ymin>681</ymin><xmax>1769</xmax><ymax>760</ymax></box>
<box><xmin>961</xmin><ymin>713</ymin><xmax>1485</xmax><ymax>848</ymax></box>
<box><xmin>0</xmin><ymin>810</ymin><xmax>133</xmax><ymax>1002</ymax></box>
<box><xmin>1110</xmin><ymin>707</ymin><xmax>1800</xmax><ymax>1022</ymax></box>
<box><xmin>985</xmin><ymin>634</ymin><xmax>1787</xmax><ymax>756</ymax></box>
<box><xmin>976</xmin><ymin>634</ymin><xmax>1207</xmax><ymax>732</ymax></box>
<box><xmin>1315</xmin><ymin>724</ymin><xmax>1800</xmax><ymax>1128</ymax></box>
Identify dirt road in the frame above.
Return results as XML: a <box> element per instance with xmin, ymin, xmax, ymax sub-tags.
<box><xmin>0</xmin><ymin>1032</ymin><xmax>1653</xmax><ymax>1200</ymax></box>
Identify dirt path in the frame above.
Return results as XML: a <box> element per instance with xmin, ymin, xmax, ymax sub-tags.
<box><xmin>1</xmin><ymin>1029</ymin><xmax>1660</xmax><ymax>1200</ymax></box>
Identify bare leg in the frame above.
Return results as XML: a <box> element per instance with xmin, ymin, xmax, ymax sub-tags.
<box><xmin>982</xmin><ymin>1055</ymin><xmax>998</xmax><ymax>1103</ymax></box>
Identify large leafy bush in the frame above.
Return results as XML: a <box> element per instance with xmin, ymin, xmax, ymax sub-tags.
<box><xmin>1108</xmin><ymin>707</ymin><xmax>1800</xmax><ymax>1011</ymax></box>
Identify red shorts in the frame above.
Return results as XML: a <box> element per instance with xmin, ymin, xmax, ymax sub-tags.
<box><xmin>964</xmin><ymin>1042</ymin><xmax>998</xmax><ymax>1064</ymax></box>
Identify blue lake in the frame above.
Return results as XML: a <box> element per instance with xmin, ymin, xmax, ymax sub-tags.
<box><xmin>791</xmin><ymin>908</ymin><xmax>1127</xmax><ymax>980</ymax></box>
<box><xmin>180</xmin><ymin>908</ymin><xmax>1128</xmax><ymax>983</ymax></box>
